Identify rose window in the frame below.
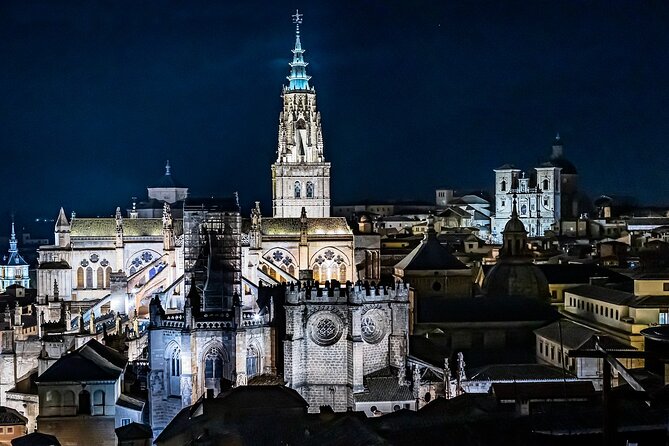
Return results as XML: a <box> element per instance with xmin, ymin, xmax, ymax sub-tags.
<box><xmin>272</xmin><ymin>251</ymin><xmax>284</xmax><ymax>262</ymax></box>
<box><xmin>309</xmin><ymin>313</ymin><xmax>343</xmax><ymax>346</ymax></box>
<box><xmin>361</xmin><ymin>312</ymin><xmax>386</xmax><ymax>344</ymax></box>
<box><xmin>141</xmin><ymin>252</ymin><xmax>154</xmax><ymax>263</ymax></box>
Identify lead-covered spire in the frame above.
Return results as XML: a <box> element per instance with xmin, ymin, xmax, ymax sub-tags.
<box><xmin>287</xmin><ymin>9</ymin><xmax>312</xmax><ymax>91</ymax></box>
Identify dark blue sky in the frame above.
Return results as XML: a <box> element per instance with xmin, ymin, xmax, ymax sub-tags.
<box><xmin>2</xmin><ymin>0</ymin><xmax>669</xmax><ymax>228</ymax></box>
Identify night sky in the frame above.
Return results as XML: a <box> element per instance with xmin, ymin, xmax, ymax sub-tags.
<box><xmin>2</xmin><ymin>0</ymin><xmax>669</xmax><ymax>230</ymax></box>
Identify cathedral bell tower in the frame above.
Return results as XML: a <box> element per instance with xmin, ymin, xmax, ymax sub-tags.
<box><xmin>272</xmin><ymin>10</ymin><xmax>331</xmax><ymax>218</ymax></box>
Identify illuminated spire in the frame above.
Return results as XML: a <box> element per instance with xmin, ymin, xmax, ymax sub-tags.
<box><xmin>165</xmin><ymin>160</ymin><xmax>171</xmax><ymax>176</ymax></box>
<box><xmin>287</xmin><ymin>9</ymin><xmax>312</xmax><ymax>91</ymax></box>
<box><xmin>9</xmin><ymin>217</ymin><xmax>17</xmax><ymax>254</ymax></box>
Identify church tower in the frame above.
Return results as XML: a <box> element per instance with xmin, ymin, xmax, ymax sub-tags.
<box><xmin>272</xmin><ymin>11</ymin><xmax>331</xmax><ymax>218</ymax></box>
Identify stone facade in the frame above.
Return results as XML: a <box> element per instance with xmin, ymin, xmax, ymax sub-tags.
<box><xmin>284</xmin><ymin>281</ymin><xmax>409</xmax><ymax>412</ymax></box>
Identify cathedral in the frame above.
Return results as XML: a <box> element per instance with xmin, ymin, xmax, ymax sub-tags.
<box><xmin>10</xmin><ymin>11</ymin><xmax>408</xmax><ymax>439</ymax></box>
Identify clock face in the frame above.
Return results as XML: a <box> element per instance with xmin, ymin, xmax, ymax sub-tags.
<box><xmin>308</xmin><ymin>312</ymin><xmax>343</xmax><ymax>346</ymax></box>
<box><xmin>361</xmin><ymin>309</ymin><xmax>386</xmax><ymax>344</ymax></box>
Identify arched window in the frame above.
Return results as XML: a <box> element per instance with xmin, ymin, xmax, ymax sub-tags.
<box><xmin>306</xmin><ymin>181</ymin><xmax>314</xmax><ymax>198</ymax></box>
<box><xmin>294</xmin><ymin>181</ymin><xmax>301</xmax><ymax>198</ymax></box>
<box><xmin>85</xmin><ymin>267</ymin><xmax>93</xmax><ymax>288</ymax></box>
<box><xmin>129</xmin><ymin>266</ymin><xmax>136</xmax><ymax>275</ymax></box>
<box><xmin>542</xmin><ymin>179</ymin><xmax>549</xmax><ymax>190</ymax></box>
<box><xmin>288</xmin><ymin>265</ymin><xmax>295</xmax><ymax>277</ymax></box>
<box><xmin>520</xmin><ymin>204</ymin><xmax>527</xmax><ymax>215</ymax></box>
<box><xmin>500</xmin><ymin>180</ymin><xmax>507</xmax><ymax>191</ymax></box>
<box><xmin>78</xmin><ymin>390</ymin><xmax>91</xmax><ymax>415</ymax></box>
<box><xmin>105</xmin><ymin>267</ymin><xmax>112</xmax><ymax>288</ymax></box>
<box><xmin>169</xmin><ymin>346</ymin><xmax>181</xmax><ymax>396</ymax></box>
<box><xmin>46</xmin><ymin>390</ymin><xmax>61</xmax><ymax>406</ymax></box>
<box><xmin>246</xmin><ymin>346</ymin><xmax>260</xmax><ymax>378</ymax></box>
<box><xmin>205</xmin><ymin>348</ymin><xmax>224</xmax><ymax>380</ymax></box>
<box><xmin>339</xmin><ymin>264</ymin><xmax>347</xmax><ymax>283</ymax></box>
<box><xmin>312</xmin><ymin>264</ymin><xmax>320</xmax><ymax>283</ymax></box>
<box><xmin>63</xmin><ymin>390</ymin><xmax>75</xmax><ymax>407</ymax></box>
<box><xmin>77</xmin><ymin>268</ymin><xmax>84</xmax><ymax>289</ymax></box>
<box><xmin>93</xmin><ymin>390</ymin><xmax>105</xmax><ymax>415</ymax></box>
<box><xmin>96</xmin><ymin>268</ymin><xmax>104</xmax><ymax>289</ymax></box>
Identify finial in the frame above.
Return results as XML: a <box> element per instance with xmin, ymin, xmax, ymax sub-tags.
<box><xmin>555</xmin><ymin>132</ymin><xmax>561</xmax><ymax>142</ymax></box>
<box><xmin>292</xmin><ymin>9</ymin><xmax>303</xmax><ymax>33</ymax></box>
<box><xmin>165</xmin><ymin>160</ymin><xmax>171</xmax><ymax>175</ymax></box>
<box><xmin>511</xmin><ymin>194</ymin><xmax>518</xmax><ymax>218</ymax></box>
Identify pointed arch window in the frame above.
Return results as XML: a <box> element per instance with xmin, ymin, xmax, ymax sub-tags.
<box><xmin>169</xmin><ymin>346</ymin><xmax>181</xmax><ymax>396</ymax></box>
<box><xmin>77</xmin><ymin>267</ymin><xmax>84</xmax><ymax>289</ymax></box>
<box><xmin>105</xmin><ymin>267</ymin><xmax>112</xmax><ymax>288</ymax></box>
<box><xmin>85</xmin><ymin>266</ymin><xmax>93</xmax><ymax>289</ymax></box>
<box><xmin>96</xmin><ymin>268</ymin><xmax>104</xmax><ymax>289</ymax></box>
<box><xmin>246</xmin><ymin>346</ymin><xmax>260</xmax><ymax>378</ymax></box>
<box><xmin>339</xmin><ymin>264</ymin><xmax>347</xmax><ymax>283</ymax></box>
<box><xmin>312</xmin><ymin>264</ymin><xmax>320</xmax><ymax>283</ymax></box>
<box><xmin>294</xmin><ymin>181</ymin><xmax>301</xmax><ymax>198</ymax></box>
<box><xmin>306</xmin><ymin>181</ymin><xmax>314</xmax><ymax>198</ymax></box>
<box><xmin>204</xmin><ymin>348</ymin><xmax>224</xmax><ymax>380</ymax></box>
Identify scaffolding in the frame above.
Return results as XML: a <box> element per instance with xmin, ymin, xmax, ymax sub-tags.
<box><xmin>183</xmin><ymin>197</ymin><xmax>242</xmax><ymax>311</ymax></box>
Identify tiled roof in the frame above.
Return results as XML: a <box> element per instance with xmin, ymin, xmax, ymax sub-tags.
<box><xmin>115</xmin><ymin>422</ymin><xmax>153</xmax><ymax>441</ymax></box>
<box><xmin>564</xmin><ymin>284</ymin><xmax>635</xmax><ymax>305</ymax></box>
<box><xmin>116</xmin><ymin>393</ymin><xmax>145</xmax><ymax>411</ymax></box>
<box><xmin>469</xmin><ymin>364</ymin><xmax>575</xmax><ymax>382</ymax></box>
<box><xmin>260</xmin><ymin>218</ymin><xmax>352</xmax><ymax>236</ymax></box>
<box><xmin>534</xmin><ymin>320</ymin><xmax>596</xmax><ymax>350</ymax></box>
<box><xmin>354</xmin><ymin>376</ymin><xmax>414</xmax><ymax>403</ymax></box>
<box><xmin>0</xmin><ymin>406</ymin><xmax>28</xmax><ymax>425</ymax></box>
<box><xmin>36</xmin><ymin>339</ymin><xmax>126</xmax><ymax>383</ymax></box>
<box><xmin>395</xmin><ymin>233</ymin><xmax>469</xmax><ymax>271</ymax></box>
<box><xmin>71</xmin><ymin>218</ymin><xmax>184</xmax><ymax>237</ymax></box>
<box><xmin>492</xmin><ymin>381</ymin><xmax>595</xmax><ymax>400</ymax></box>
<box><xmin>537</xmin><ymin>264</ymin><xmax>631</xmax><ymax>285</ymax></box>
<box><xmin>11</xmin><ymin>432</ymin><xmax>61</xmax><ymax>446</ymax></box>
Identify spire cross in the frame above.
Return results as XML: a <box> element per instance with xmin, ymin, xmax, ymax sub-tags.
<box><xmin>292</xmin><ymin>9</ymin><xmax>303</xmax><ymax>33</ymax></box>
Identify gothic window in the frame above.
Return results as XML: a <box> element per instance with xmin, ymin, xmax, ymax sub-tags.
<box><xmin>272</xmin><ymin>250</ymin><xmax>284</xmax><ymax>262</ymax></box>
<box><xmin>141</xmin><ymin>252</ymin><xmax>154</xmax><ymax>263</ymax></box>
<box><xmin>100</xmin><ymin>259</ymin><xmax>109</xmax><ymax>267</ymax></box>
<box><xmin>246</xmin><ymin>346</ymin><xmax>260</xmax><ymax>378</ymax></box>
<box><xmin>93</xmin><ymin>390</ymin><xmax>105</xmax><ymax>416</ymax></box>
<box><xmin>361</xmin><ymin>311</ymin><xmax>386</xmax><ymax>344</ymax></box>
<box><xmin>520</xmin><ymin>204</ymin><xmax>527</xmax><ymax>215</ymax></box>
<box><xmin>105</xmin><ymin>267</ymin><xmax>112</xmax><ymax>288</ymax></box>
<box><xmin>90</xmin><ymin>254</ymin><xmax>99</xmax><ymax>263</ymax></box>
<box><xmin>500</xmin><ymin>180</ymin><xmax>507</xmax><ymax>191</ymax></box>
<box><xmin>129</xmin><ymin>266</ymin><xmax>136</xmax><ymax>275</ymax></box>
<box><xmin>312</xmin><ymin>264</ymin><xmax>320</xmax><ymax>282</ymax></box>
<box><xmin>339</xmin><ymin>264</ymin><xmax>347</xmax><ymax>283</ymax></box>
<box><xmin>78</xmin><ymin>390</ymin><xmax>91</xmax><ymax>415</ymax></box>
<box><xmin>289</xmin><ymin>265</ymin><xmax>295</xmax><ymax>276</ymax></box>
<box><xmin>306</xmin><ymin>181</ymin><xmax>314</xmax><ymax>198</ymax></box>
<box><xmin>204</xmin><ymin>348</ymin><xmax>224</xmax><ymax>380</ymax></box>
<box><xmin>96</xmin><ymin>267</ymin><xmax>104</xmax><ymax>289</ymax></box>
<box><xmin>542</xmin><ymin>179</ymin><xmax>549</xmax><ymax>190</ymax></box>
<box><xmin>85</xmin><ymin>266</ymin><xmax>93</xmax><ymax>288</ymax></box>
<box><xmin>77</xmin><ymin>267</ymin><xmax>84</xmax><ymax>289</ymax></box>
<box><xmin>309</xmin><ymin>314</ymin><xmax>342</xmax><ymax>346</ymax></box>
<box><xmin>169</xmin><ymin>347</ymin><xmax>181</xmax><ymax>397</ymax></box>
<box><xmin>294</xmin><ymin>181</ymin><xmax>301</xmax><ymax>198</ymax></box>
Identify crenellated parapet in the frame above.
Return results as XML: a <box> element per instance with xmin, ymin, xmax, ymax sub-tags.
<box><xmin>285</xmin><ymin>280</ymin><xmax>409</xmax><ymax>305</ymax></box>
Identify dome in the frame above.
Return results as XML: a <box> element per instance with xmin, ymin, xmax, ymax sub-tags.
<box><xmin>482</xmin><ymin>260</ymin><xmax>550</xmax><ymax>301</ymax></box>
<box><xmin>503</xmin><ymin>216</ymin><xmax>527</xmax><ymax>233</ymax></box>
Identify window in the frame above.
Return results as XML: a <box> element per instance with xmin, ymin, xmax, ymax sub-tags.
<box><xmin>169</xmin><ymin>347</ymin><xmax>181</xmax><ymax>396</ymax></box>
<box><xmin>105</xmin><ymin>267</ymin><xmax>112</xmax><ymax>288</ymax></box>
<box><xmin>121</xmin><ymin>418</ymin><xmax>131</xmax><ymax>426</ymax></box>
<box><xmin>63</xmin><ymin>390</ymin><xmax>75</xmax><ymax>407</ymax></box>
<box><xmin>521</xmin><ymin>204</ymin><xmax>527</xmax><ymax>215</ymax></box>
<box><xmin>205</xmin><ymin>348</ymin><xmax>225</xmax><ymax>380</ymax></box>
<box><xmin>393</xmin><ymin>405</ymin><xmax>400</xmax><ymax>411</ymax></box>
<box><xmin>0</xmin><ymin>427</ymin><xmax>4</xmax><ymax>434</ymax></box>
<box><xmin>616</xmin><ymin>310</ymin><xmax>619</xmax><ymax>320</ymax></box>
<box><xmin>551</xmin><ymin>346</ymin><xmax>555</xmax><ymax>360</ymax></box>
<box><xmin>77</xmin><ymin>267</ymin><xmax>84</xmax><ymax>289</ymax></box>
<box><xmin>543</xmin><ymin>179</ymin><xmax>549</xmax><ymax>190</ymax></box>
<box><xmin>664</xmin><ymin>283</ymin><xmax>669</xmax><ymax>292</ymax></box>
<box><xmin>46</xmin><ymin>390</ymin><xmax>61</xmax><ymax>406</ymax></box>
<box><xmin>93</xmin><ymin>390</ymin><xmax>105</xmax><ymax>416</ymax></box>
<box><xmin>246</xmin><ymin>346</ymin><xmax>260</xmax><ymax>378</ymax></box>
<box><xmin>660</xmin><ymin>312</ymin><xmax>669</xmax><ymax>325</ymax></box>
<box><xmin>306</xmin><ymin>181</ymin><xmax>314</xmax><ymax>198</ymax></box>
<box><xmin>339</xmin><ymin>264</ymin><xmax>347</xmax><ymax>283</ymax></box>
<box><xmin>432</xmin><ymin>281</ymin><xmax>442</xmax><ymax>292</ymax></box>
<box><xmin>97</xmin><ymin>267</ymin><xmax>104</xmax><ymax>289</ymax></box>
<box><xmin>6</xmin><ymin>427</ymin><xmax>12</xmax><ymax>434</ymax></box>
<box><xmin>294</xmin><ymin>181</ymin><xmax>301</xmax><ymax>198</ymax></box>
<box><xmin>85</xmin><ymin>266</ymin><xmax>93</xmax><ymax>288</ymax></box>
<box><xmin>500</xmin><ymin>180</ymin><xmax>507</xmax><ymax>191</ymax></box>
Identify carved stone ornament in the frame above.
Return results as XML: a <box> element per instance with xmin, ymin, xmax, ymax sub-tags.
<box><xmin>308</xmin><ymin>311</ymin><xmax>343</xmax><ymax>346</ymax></box>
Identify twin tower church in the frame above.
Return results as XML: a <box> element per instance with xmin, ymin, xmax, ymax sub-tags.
<box><xmin>35</xmin><ymin>11</ymin><xmax>409</xmax><ymax>437</ymax></box>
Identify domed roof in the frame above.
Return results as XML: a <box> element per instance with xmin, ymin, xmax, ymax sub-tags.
<box><xmin>504</xmin><ymin>215</ymin><xmax>527</xmax><ymax>233</ymax></box>
<box><xmin>482</xmin><ymin>261</ymin><xmax>550</xmax><ymax>301</ymax></box>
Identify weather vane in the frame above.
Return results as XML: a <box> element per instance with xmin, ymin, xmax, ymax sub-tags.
<box><xmin>292</xmin><ymin>9</ymin><xmax>303</xmax><ymax>33</ymax></box>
